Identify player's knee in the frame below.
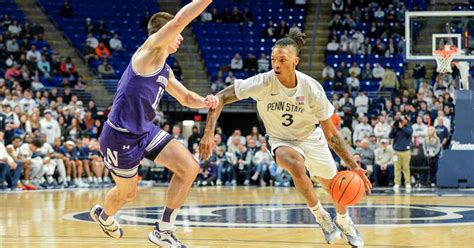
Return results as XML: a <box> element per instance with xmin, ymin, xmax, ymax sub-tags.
<box><xmin>177</xmin><ymin>162</ymin><xmax>199</xmax><ymax>181</ymax></box>
<box><xmin>278</xmin><ymin>155</ymin><xmax>305</xmax><ymax>174</ymax></box>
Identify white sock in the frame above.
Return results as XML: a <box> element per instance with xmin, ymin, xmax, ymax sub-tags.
<box><xmin>99</xmin><ymin>210</ymin><xmax>114</xmax><ymax>225</ymax></box>
<box><xmin>98</xmin><ymin>177</ymin><xmax>103</xmax><ymax>183</ymax></box>
<box><xmin>67</xmin><ymin>176</ymin><xmax>71</xmax><ymax>181</ymax></box>
<box><xmin>336</xmin><ymin>211</ymin><xmax>349</xmax><ymax>223</ymax></box>
<box><xmin>309</xmin><ymin>201</ymin><xmax>329</xmax><ymax>217</ymax></box>
<box><xmin>159</xmin><ymin>207</ymin><xmax>179</xmax><ymax>231</ymax></box>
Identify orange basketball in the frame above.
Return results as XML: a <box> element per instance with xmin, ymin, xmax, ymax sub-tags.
<box><xmin>330</xmin><ymin>171</ymin><xmax>365</xmax><ymax>206</ymax></box>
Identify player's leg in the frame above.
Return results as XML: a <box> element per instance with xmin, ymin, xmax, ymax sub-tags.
<box><xmin>304</xmin><ymin>134</ymin><xmax>363</xmax><ymax>248</ymax></box>
<box><xmin>274</xmin><ymin>146</ymin><xmax>341</xmax><ymax>244</ymax></box>
<box><xmin>146</xmin><ymin>132</ymin><xmax>199</xmax><ymax>247</ymax></box>
<box><xmin>90</xmin><ymin>173</ymin><xmax>136</xmax><ymax>239</ymax></box>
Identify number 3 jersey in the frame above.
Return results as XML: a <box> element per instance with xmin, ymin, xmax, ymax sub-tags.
<box><xmin>107</xmin><ymin>60</ymin><xmax>170</xmax><ymax>135</ymax></box>
<box><xmin>234</xmin><ymin>70</ymin><xmax>335</xmax><ymax>141</ymax></box>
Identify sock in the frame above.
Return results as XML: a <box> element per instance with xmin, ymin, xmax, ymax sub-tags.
<box><xmin>99</xmin><ymin>210</ymin><xmax>113</xmax><ymax>225</ymax></box>
<box><xmin>336</xmin><ymin>211</ymin><xmax>349</xmax><ymax>223</ymax></box>
<box><xmin>98</xmin><ymin>177</ymin><xmax>103</xmax><ymax>183</ymax></box>
<box><xmin>67</xmin><ymin>176</ymin><xmax>71</xmax><ymax>181</ymax></box>
<box><xmin>310</xmin><ymin>201</ymin><xmax>329</xmax><ymax>217</ymax></box>
<box><xmin>158</xmin><ymin>207</ymin><xmax>178</xmax><ymax>231</ymax></box>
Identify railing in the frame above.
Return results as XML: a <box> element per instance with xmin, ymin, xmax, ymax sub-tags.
<box><xmin>308</xmin><ymin>0</ymin><xmax>322</xmax><ymax>73</ymax></box>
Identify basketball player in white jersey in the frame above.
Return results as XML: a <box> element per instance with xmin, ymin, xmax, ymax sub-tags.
<box><xmin>199</xmin><ymin>29</ymin><xmax>372</xmax><ymax>247</ymax></box>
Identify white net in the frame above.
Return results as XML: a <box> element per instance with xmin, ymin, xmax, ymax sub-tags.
<box><xmin>433</xmin><ymin>45</ymin><xmax>458</xmax><ymax>73</ymax></box>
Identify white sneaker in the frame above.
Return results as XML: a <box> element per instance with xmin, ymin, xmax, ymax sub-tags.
<box><xmin>406</xmin><ymin>185</ymin><xmax>412</xmax><ymax>193</ymax></box>
<box><xmin>148</xmin><ymin>225</ymin><xmax>186</xmax><ymax>248</ymax></box>
<box><xmin>244</xmin><ymin>179</ymin><xmax>250</xmax><ymax>185</ymax></box>
<box><xmin>393</xmin><ymin>184</ymin><xmax>400</xmax><ymax>192</ymax></box>
<box><xmin>334</xmin><ymin>216</ymin><xmax>364</xmax><ymax>247</ymax></box>
<box><xmin>89</xmin><ymin>204</ymin><xmax>123</xmax><ymax>239</ymax></box>
<box><xmin>216</xmin><ymin>179</ymin><xmax>222</xmax><ymax>186</ymax></box>
<box><xmin>314</xmin><ymin>212</ymin><xmax>341</xmax><ymax>244</ymax></box>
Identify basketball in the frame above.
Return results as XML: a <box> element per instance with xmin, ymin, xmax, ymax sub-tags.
<box><xmin>330</xmin><ymin>171</ymin><xmax>365</xmax><ymax>206</ymax></box>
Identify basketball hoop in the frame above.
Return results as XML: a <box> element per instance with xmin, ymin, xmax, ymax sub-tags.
<box><xmin>433</xmin><ymin>45</ymin><xmax>459</xmax><ymax>73</ymax></box>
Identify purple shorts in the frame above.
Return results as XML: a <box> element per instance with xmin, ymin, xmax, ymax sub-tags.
<box><xmin>99</xmin><ymin>121</ymin><xmax>173</xmax><ymax>178</ymax></box>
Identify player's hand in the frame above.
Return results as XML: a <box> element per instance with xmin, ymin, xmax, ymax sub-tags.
<box><xmin>199</xmin><ymin>132</ymin><xmax>215</xmax><ymax>161</ymax></box>
<box><xmin>204</xmin><ymin>95</ymin><xmax>219</xmax><ymax>109</ymax></box>
<box><xmin>351</xmin><ymin>167</ymin><xmax>372</xmax><ymax>194</ymax></box>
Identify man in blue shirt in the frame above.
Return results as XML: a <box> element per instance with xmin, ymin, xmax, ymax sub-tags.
<box><xmin>389</xmin><ymin>115</ymin><xmax>413</xmax><ymax>192</ymax></box>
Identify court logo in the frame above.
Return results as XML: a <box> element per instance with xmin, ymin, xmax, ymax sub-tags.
<box><xmin>66</xmin><ymin>204</ymin><xmax>474</xmax><ymax>228</ymax></box>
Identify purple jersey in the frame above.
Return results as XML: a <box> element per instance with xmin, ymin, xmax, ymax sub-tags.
<box><xmin>108</xmin><ymin>61</ymin><xmax>170</xmax><ymax>134</ymax></box>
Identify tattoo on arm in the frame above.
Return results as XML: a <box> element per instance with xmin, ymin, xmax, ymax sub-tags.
<box><xmin>204</xmin><ymin>85</ymin><xmax>239</xmax><ymax>132</ymax></box>
<box><xmin>327</xmin><ymin>132</ymin><xmax>359</xmax><ymax>170</ymax></box>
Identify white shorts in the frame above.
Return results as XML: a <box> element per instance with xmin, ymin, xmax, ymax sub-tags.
<box><xmin>268</xmin><ymin>127</ymin><xmax>337</xmax><ymax>179</ymax></box>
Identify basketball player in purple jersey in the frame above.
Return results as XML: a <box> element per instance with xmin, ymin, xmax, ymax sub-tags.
<box><xmin>89</xmin><ymin>1</ymin><xmax>216</xmax><ymax>247</ymax></box>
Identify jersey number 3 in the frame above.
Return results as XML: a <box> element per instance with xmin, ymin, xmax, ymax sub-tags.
<box><xmin>281</xmin><ymin>114</ymin><xmax>294</xmax><ymax>127</ymax></box>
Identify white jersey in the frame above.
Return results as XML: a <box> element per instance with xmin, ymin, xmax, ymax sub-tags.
<box><xmin>235</xmin><ymin>70</ymin><xmax>334</xmax><ymax>141</ymax></box>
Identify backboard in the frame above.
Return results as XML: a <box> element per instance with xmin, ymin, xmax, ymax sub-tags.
<box><xmin>405</xmin><ymin>11</ymin><xmax>474</xmax><ymax>61</ymax></box>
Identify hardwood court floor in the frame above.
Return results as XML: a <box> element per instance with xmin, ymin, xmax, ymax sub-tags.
<box><xmin>1</xmin><ymin>186</ymin><xmax>474</xmax><ymax>248</ymax></box>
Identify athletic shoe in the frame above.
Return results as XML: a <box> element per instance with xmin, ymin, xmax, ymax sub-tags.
<box><xmin>334</xmin><ymin>216</ymin><xmax>364</xmax><ymax>248</ymax></box>
<box><xmin>406</xmin><ymin>185</ymin><xmax>412</xmax><ymax>193</ymax></box>
<box><xmin>89</xmin><ymin>204</ymin><xmax>123</xmax><ymax>239</ymax></box>
<box><xmin>243</xmin><ymin>179</ymin><xmax>250</xmax><ymax>186</ymax></box>
<box><xmin>393</xmin><ymin>184</ymin><xmax>400</xmax><ymax>192</ymax></box>
<box><xmin>314</xmin><ymin>212</ymin><xmax>341</xmax><ymax>244</ymax></box>
<box><xmin>148</xmin><ymin>225</ymin><xmax>186</xmax><ymax>248</ymax></box>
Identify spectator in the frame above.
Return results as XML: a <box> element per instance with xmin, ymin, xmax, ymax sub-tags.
<box><xmin>326</xmin><ymin>37</ymin><xmax>339</xmax><ymax>55</ymax></box>
<box><xmin>109</xmin><ymin>34</ymin><xmax>124</xmax><ymax>52</ymax></box>
<box><xmin>243</xmin><ymin>53</ymin><xmax>258</xmax><ymax>74</ymax></box>
<box><xmin>374</xmin><ymin>38</ymin><xmax>387</xmax><ymax>56</ymax></box>
<box><xmin>332</xmin><ymin>0</ymin><xmax>344</xmax><ymax>16</ymax></box>
<box><xmin>379</xmin><ymin>67</ymin><xmax>399</xmax><ymax>92</ymax></box>
<box><xmin>346</xmin><ymin>72</ymin><xmax>360</xmax><ymax>92</ymax></box>
<box><xmin>263</xmin><ymin>20</ymin><xmax>275</xmax><ymax>39</ymax></box>
<box><xmin>275</xmin><ymin>20</ymin><xmax>289</xmax><ymax>39</ymax></box>
<box><xmin>322</xmin><ymin>63</ymin><xmax>335</xmax><ymax>81</ymax></box>
<box><xmin>353</xmin><ymin>115</ymin><xmax>373</xmax><ymax>142</ymax></box>
<box><xmin>94</xmin><ymin>19</ymin><xmax>108</xmax><ymax>36</ymax></box>
<box><xmin>2</xmin><ymin>14</ymin><xmax>12</xmax><ymax>30</ymax></box>
<box><xmin>60</xmin><ymin>57</ymin><xmax>78</xmax><ymax>80</ymax></box>
<box><xmin>242</xmin><ymin>8</ymin><xmax>253</xmax><ymax>23</ymax></box>
<box><xmin>348</xmin><ymin>62</ymin><xmax>361</xmax><ymax>78</ymax></box>
<box><xmin>172</xmin><ymin>125</ymin><xmax>187</xmax><ymax>147</ymax></box>
<box><xmin>355</xmin><ymin>138</ymin><xmax>375</xmax><ymax>177</ymax></box>
<box><xmin>26</xmin><ymin>45</ymin><xmax>42</xmax><ymax>62</ymax></box>
<box><xmin>86</xmin><ymin>33</ymin><xmax>99</xmax><ymax>49</ymax></box>
<box><xmin>97</xmin><ymin>59</ymin><xmax>115</xmax><ymax>79</ymax></box>
<box><xmin>0</xmin><ymin>135</ymin><xmax>22</xmax><ymax>191</ymax></box>
<box><xmin>6</xmin><ymin>38</ymin><xmax>20</xmax><ymax>56</ymax></box>
<box><xmin>37</xmin><ymin>55</ymin><xmax>51</xmax><ymax>79</ymax></box>
<box><xmin>230</xmin><ymin>53</ymin><xmax>243</xmax><ymax>71</ymax></box>
<box><xmin>225</xmin><ymin>71</ymin><xmax>236</xmax><ymax>86</ymax></box>
<box><xmin>19</xmin><ymin>90</ymin><xmax>36</xmax><ymax>115</ymax></box>
<box><xmin>434</xmin><ymin>117</ymin><xmax>449</xmax><ymax>150</ymax></box>
<box><xmin>422</xmin><ymin>127</ymin><xmax>441</xmax><ymax>187</ymax></box>
<box><xmin>412</xmin><ymin>116</ymin><xmax>428</xmax><ymax>145</ymax></box>
<box><xmin>329</xmin><ymin>15</ymin><xmax>344</xmax><ymax>31</ymax></box>
<box><xmin>374</xmin><ymin>115</ymin><xmax>391</xmax><ymax>140</ymax></box>
<box><xmin>8</xmin><ymin>20</ymin><xmax>22</xmax><ymax>37</ymax></box>
<box><xmin>252</xmin><ymin>142</ymin><xmax>272</xmax><ymax>186</ymax></box>
<box><xmin>19</xmin><ymin>138</ymin><xmax>45</xmax><ymax>187</ymax></box>
<box><xmin>348</xmin><ymin>37</ymin><xmax>360</xmax><ymax>54</ymax></box>
<box><xmin>361</xmin><ymin>63</ymin><xmax>372</xmax><ymax>81</ymax></box>
<box><xmin>373</xmin><ymin>139</ymin><xmax>395</xmax><ymax>186</ymax></box>
<box><xmin>5</xmin><ymin>63</ymin><xmax>21</xmax><ymax>82</ymax></box>
<box><xmin>220</xmin><ymin>8</ymin><xmax>231</xmax><ymax>23</ymax></box>
<box><xmin>389</xmin><ymin>115</ymin><xmax>413</xmax><ymax>192</ymax></box>
<box><xmin>95</xmin><ymin>42</ymin><xmax>110</xmax><ymax>58</ymax></box>
<box><xmin>230</xmin><ymin>7</ymin><xmax>242</xmax><ymax>23</ymax></box>
<box><xmin>3</xmin><ymin>104</ymin><xmax>19</xmax><ymax>143</ymax></box>
<box><xmin>354</xmin><ymin>91</ymin><xmax>369</xmax><ymax>115</ymax></box>
<box><xmin>84</xmin><ymin>17</ymin><xmax>94</xmax><ymax>33</ymax></box>
<box><xmin>59</xmin><ymin>0</ymin><xmax>74</xmax><ymax>18</ymax></box>
<box><xmin>257</xmin><ymin>53</ymin><xmax>270</xmax><ymax>73</ymax></box>
<box><xmin>40</xmin><ymin>110</ymin><xmax>61</xmax><ymax>145</ymax></box>
<box><xmin>171</xmin><ymin>60</ymin><xmax>183</xmax><ymax>81</ymax></box>
<box><xmin>197</xmin><ymin>160</ymin><xmax>217</xmax><ymax>186</ymax></box>
<box><xmin>200</xmin><ymin>9</ymin><xmax>213</xmax><ymax>22</ymax></box>
<box><xmin>358</xmin><ymin>37</ymin><xmax>372</xmax><ymax>55</ymax></box>
<box><xmin>226</xmin><ymin>129</ymin><xmax>246</xmax><ymax>148</ymax></box>
<box><xmin>187</xmin><ymin>126</ymin><xmax>201</xmax><ymax>154</ymax></box>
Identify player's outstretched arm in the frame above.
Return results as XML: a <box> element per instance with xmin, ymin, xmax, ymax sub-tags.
<box><xmin>320</xmin><ymin>118</ymin><xmax>372</xmax><ymax>194</ymax></box>
<box><xmin>166</xmin><ymin>70</ymin><xmax>219</xmax><ymax>109</ymax></box>
<box><xmin>142</xmin><ymin>0</ymin><xmax>212</xmax><ymax>51</ymax></box>
<box><xmin>199</xmin><ymin>85</ymin><xmax>240</xmax><ymax>160</ymax></box>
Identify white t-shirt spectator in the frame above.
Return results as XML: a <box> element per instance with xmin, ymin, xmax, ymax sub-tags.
<box><xmin>0</xmin><ymin>143</ymin><xmax>14</xmax><ymax>164</ymax></box>
<box><xmin>19</xmin><ymin>98</ymin><xmax>36</xmax><ymax>114</ymax></box>
<box><xmin>231</xmin><ymin>58</ymin><xmax>243</xmax><ymax>70</ymax></box>
<box><xmin>353</xmin><ymin>123</ymin><xmax>373</xmax><ymax>142</ymax></box>
<box><xmin>26</xmin><ymin>50</ymin><xmax>42</xmax><ymax>62</ymax></box>
<box><xmin>109</xmin><ymin>37</ymin><xmax>123</xmax><ymax>51</ymax></box>
<box><xmin>354</xmin><ymin>94</ymin><xmax>369</xmax><ymax>114</ymax></box>
<box><xmin>346</xmin><ymin>76</ymin><xmax>360</xmax><ymax>89</ymax></box>
<box><xmin>327</xmin><ymin>41</ymin><xmax>339</xmax><ymax>52</ymax></box>
<box><xmin>40</xmin><ymin>118</ymin><xmax>61</xmax><ymax>145</ymax></box>
<box><xmin>372</xmin><ymin>66</ymin><xmax>385</xmax><ymax>79</ymax></box>
<box><xmin>412</xmin><ymin>123</ymin><xmax>428</xmax><ymax>145</ymax></box>
<box><xmin>86</xmin><ymin>36</ymin><xmax>99</xmax><ymax>48</ymax></box>
<box><xmin>257</xmin><ymin>57</ymin><xmax>270</xmax><ymax>72</ymax></box>
<box><xmin>374</xmin><ymin>122</ymin><xmax>391</xmax><ymax>139</ymax></box>
<box><xmin>8</xmin><ymin>24</ymin><xmax>22</xmax><ymax>36</ymax></box>
<box><xmin>322</xmin><ymin>66</ymin><xmax>335</xmax><ymax>79</ymax></box>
